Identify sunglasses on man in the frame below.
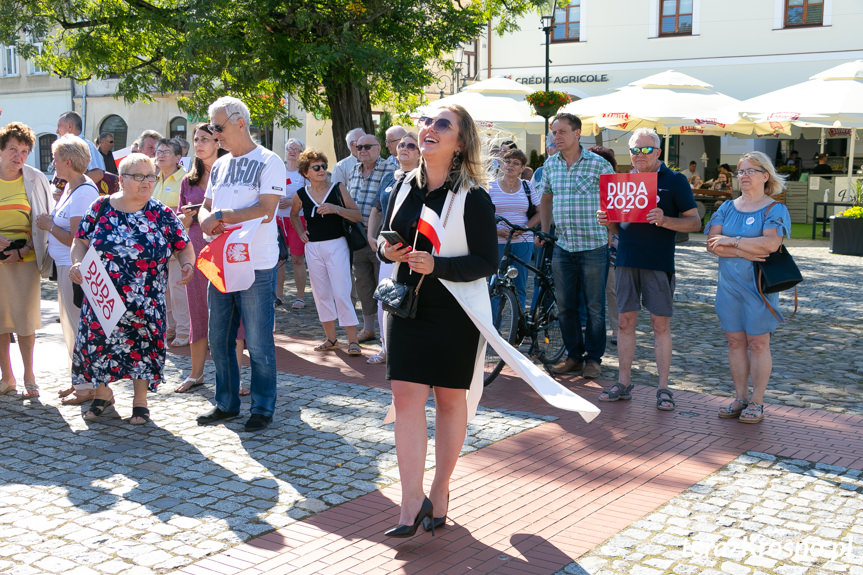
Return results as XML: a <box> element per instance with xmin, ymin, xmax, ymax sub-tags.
<box><xmin>208</xmin><ymin>112</ymin><xmax>241</xmax><ymax>134</ymax></box>
<box><xmin>630</xmin><ymin>146</ymin><xmax>657</xmax><ymax>156</ymax></box>
<box><xmin>356</xmin><ymin>143</ymin><xmax>379</xmax><ymax>151</ymax></box>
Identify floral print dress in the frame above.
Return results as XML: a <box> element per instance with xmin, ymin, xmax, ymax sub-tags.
<box><xmin>71</xmin><ymin>197</ymin><xmax>190</xmax><ymax>388</ymax></box>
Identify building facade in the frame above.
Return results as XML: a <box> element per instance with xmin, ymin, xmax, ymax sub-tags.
<box><xmin>477</xmin><ymin>0</ymin><xmax>863</xmax><ymax>174</ymax></box>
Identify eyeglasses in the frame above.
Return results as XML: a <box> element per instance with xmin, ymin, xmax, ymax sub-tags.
<box><xmin>309</xmin><ymin>163</ymin><xmax>328</xmax><ymax>172</ymax></box>
<box><xmin>630</xmin><ymin>146</ymin><xmax>657</xmax><ymax>156</ymax></box>
<box><xmin>208</xmin><ymin>112</ymin><xmax>240</xmax><ymax>134</ymax></box>
<box><xmin>123</xmin><ymin>173</ymin><xmax>158</xmax><ymax>183</ymax></box>
<box><xmin>417</xmin><ymin>116</ymin><xmax>454</xmax><ymax>132</ymax></box>
<box><xmin>397</xmin><ymin>142</ymin><xmax>418</xmax><ymax>150</ymax></box>
<box><xmin>735</xmin><ymin>168</ymin><xmax>766</xmax><ymax>177</ymax></box>
<box><xmin>356</xmin><ymin>143</ymin><xmax>379</xmax><ymax>151</ymax></box>
<box><xmin>155</xmin><ymin>149</ymin><xmax>175</xmax><ymax>156</ymax></box>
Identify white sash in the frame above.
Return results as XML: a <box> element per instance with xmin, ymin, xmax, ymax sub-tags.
<box><xmin>383</xmin><ymin>172</ymin><xmax>599</xmax><ymax>424</ymax></box>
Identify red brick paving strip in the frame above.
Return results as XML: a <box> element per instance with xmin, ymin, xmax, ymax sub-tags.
<box><xmin>178</xmin><ymin>336</ymin><xmax>863</xmax><ymax>574</ymax></box>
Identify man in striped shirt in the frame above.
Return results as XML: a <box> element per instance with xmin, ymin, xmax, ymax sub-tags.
<box><xmin>537</xmin><ymin>113</ymin><xmax>615</xmax><ymax>379</ymax></box>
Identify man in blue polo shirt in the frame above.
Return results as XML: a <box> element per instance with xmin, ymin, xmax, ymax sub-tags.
<box><xmin>596</xmin><ymin>128</ymin><xmax>701</xmax><ymax>411</ymax></box>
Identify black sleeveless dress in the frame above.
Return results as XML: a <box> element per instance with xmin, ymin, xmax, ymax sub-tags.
<box><xmin>382</xmin><ymin>179</ymin><xmax>497</xmax><ymax>389</ymax></box>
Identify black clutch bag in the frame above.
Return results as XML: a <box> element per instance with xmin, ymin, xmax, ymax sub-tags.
<box><xmin>373</xmin><ymin>276</ymin><xmax>425</xmax><ymax>320</ymax></box>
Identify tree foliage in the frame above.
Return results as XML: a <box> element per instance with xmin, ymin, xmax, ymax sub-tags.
<box><xmin>1</xmin><ymin>0</ymin><xmax>544</xmax><ymax>157</ymax></box>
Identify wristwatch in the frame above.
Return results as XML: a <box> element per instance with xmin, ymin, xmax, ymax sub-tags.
<box><xmin>214</xmin><ymin>210</ymin><xmax>224</xmax><ymax>221</ymax></box>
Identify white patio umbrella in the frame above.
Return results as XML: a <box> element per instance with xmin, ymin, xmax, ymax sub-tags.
<box><xmin>741</xmin><ymin>60</ymin><xmax>863</xmax><ymax>177</ymax></box>
<box><xmin>412</xmin><ymin>77</ymin><xmax>547</xmax><ymax>141</ymax></box>
<box><xmin>559</xmin><ymin>70</ymin><xmax>760</xmax><ymax>162</ymax></box>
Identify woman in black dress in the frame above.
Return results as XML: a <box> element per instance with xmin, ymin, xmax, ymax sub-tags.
<box><xmin>379</xmin><ymin>105</ymin><xmax>497</xmax><ymax>537</ymax></box>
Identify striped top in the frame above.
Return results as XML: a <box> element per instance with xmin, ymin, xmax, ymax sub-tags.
<box><xmin>488</xmin><ymin>179</ymin><xmax>541</xmax><ymax>244</ymax></box>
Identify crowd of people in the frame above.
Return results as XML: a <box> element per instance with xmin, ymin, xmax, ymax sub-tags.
<box><xmin>0</xmin><ymin>100</ymin><xmax>794</xmax><ymax>536</ymax></box>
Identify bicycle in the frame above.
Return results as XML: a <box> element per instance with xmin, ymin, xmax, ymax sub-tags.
<box><xmin>484</xmin><ymin>216</ymin><xmax>565</xmax><ymax>386</ymax></box>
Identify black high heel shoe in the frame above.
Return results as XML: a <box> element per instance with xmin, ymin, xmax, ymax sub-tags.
<box><xmin>384</xmin><ymin>497</ymin><xmax>434</xmax><ymax>538</ymax></box>
<box><xmin>423</xmin><ymin>492</ymin><xmax>449</xmax><ymax>532</ymax></box>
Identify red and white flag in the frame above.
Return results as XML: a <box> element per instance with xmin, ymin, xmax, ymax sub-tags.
<box><xmin>196</xmin><ymin>218</ymin><xmax>263</xmax><ymax>293</ymax></box>
<box><xmin>417</xmin><ymin>205</ymin><xmax>445</xmax><ymax>254</ymax></box>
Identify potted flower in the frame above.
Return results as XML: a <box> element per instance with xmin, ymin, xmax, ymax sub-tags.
<box><xmin>830</xmin><ymin>179</ymin><xmax>863</xmax><ymax>256</ymax></box>
<box><xmin>526</xmin><ymin>90</ymin><xmax>572</xmax><ymax>118</ymax></box>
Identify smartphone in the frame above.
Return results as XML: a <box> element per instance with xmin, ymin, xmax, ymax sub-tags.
<box><xmin>380</xmin><ymin>230</ymin><xmax>407</xmax><ymax>246</ymax></box>
<box><xmin>182</xmin><ymin>203</ymin><xmax>203</xmax><ymax>212</ymax></box>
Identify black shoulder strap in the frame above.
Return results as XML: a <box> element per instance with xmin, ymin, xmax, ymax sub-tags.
<box><xmin>521</xmin><ymin>179</ymin><xmax>533</xmax><ymax>207</ymax></box>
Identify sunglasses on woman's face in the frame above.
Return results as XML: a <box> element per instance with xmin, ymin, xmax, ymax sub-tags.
<box><xmin>397</xmin><ymin>142</ymin><xmax>418</xmax><ymax>150</ymax></box>
<box><xmin>309</xmin><ymin>163</ymin><xmax>328</xmax><ymax>172</ymax></box>
<box><xmin>417</xmin><ymin>116</ymin><xmax>454</xmax><ymax>132</ymax></box>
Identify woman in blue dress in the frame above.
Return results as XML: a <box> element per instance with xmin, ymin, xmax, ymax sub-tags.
<box><xmin>705</xmin><ymin>151</ymin><xmax>791</xmax><ymax>424</ymax></box>
<box><xmin>69</xmin><ymin>153</ymin><xmax>195</xmax><ymax>425</ymax></box>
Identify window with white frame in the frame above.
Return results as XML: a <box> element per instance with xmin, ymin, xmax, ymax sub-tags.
<box><xmin>1</xmin><ymin>44</ymin><xmax>19</xmax><ymax>77</ymax></box>
<box><xmin>26</xmin><ymin>38</ymin><xmax>47</xmax><ymax>75</ymax></box>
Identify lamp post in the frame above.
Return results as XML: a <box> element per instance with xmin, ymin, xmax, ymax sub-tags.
<box><xmin>540</xmin><ymin>1</ymin><xmax>556</xmax><ymax>134</ymax></box>
<box><xmin>438</xmin><ymin>44</ymin><xmax>468</xmax><ymax>99</ymax></box>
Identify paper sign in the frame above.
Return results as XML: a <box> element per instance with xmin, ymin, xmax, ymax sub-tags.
<box><xmin>600</xmin><ymin>172</ymin><xmax>658</xmax><ymax>223</ymax></box>
<box><xmin>81</xmin><ymin>245</ymin><xmax>127</xmax><ymax>336</ymax></box>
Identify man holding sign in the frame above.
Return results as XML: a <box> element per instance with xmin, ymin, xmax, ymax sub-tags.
<box><xmin>596</xmin><ymin>128</ymin><xmax>701</xmax><ymax>411</ymax></box>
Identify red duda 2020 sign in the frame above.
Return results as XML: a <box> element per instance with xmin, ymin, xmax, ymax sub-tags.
<box><xmin>600</xmin><ymin>172</ymin><xmax>658</xmax><ymax>223</ymax></box>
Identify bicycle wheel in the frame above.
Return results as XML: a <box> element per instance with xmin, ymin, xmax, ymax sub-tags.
<box><xmin>484</xmin><ymin>285</ymin><xmax>519</xmax><ymax>386</ymax></box>
<box><xmin>532</xmin><ymin>288</ymin><xmax>565</xmax><ymax>365</ymax></box>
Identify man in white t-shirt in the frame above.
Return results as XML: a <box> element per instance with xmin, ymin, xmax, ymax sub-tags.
<box><xmin>196</xmin><ymin>97</ymin><xmax>286</xmax><ymax>433</ymax></box>
<box><xmin>275</xmin><ymin>138</ymin><xmax>309</xmax><ymax>309</ymax></box>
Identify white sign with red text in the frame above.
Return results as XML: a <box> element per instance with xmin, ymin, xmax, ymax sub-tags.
<box><xmin>600</xmin><ymin>172</ymin><xmax>658</xmax><ymax>223</ymax></box>
<box><xmin>81</xmin><ymin>246</ymin><xmax>127</xmax><ymax>336</ymax></box>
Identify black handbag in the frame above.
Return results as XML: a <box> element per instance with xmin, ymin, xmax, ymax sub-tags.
<box><xmin>754</xmin><ymin>202</ymin><xmax>802</xmax><ymax>319</ymax></box>
<box><xmin>374</xmin><ymin>275</ymin><xmax>425</xmax><ymax>319</ymax></box>
<box><xmin>334</xmin><ymin>188</ymin><xmax>367</xmax><ymax>251</ymax></box>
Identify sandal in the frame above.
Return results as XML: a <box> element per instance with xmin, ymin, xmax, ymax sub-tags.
<box><xmin>58</xmin><ymin>386</ymin><xmax>75</xmax><ymax>398</ymax></box>
<box><xmin>291</xmin><ymin>298</ymin><xmax>305</xmax><ymax>310</ymax></box>
<box><xmin>314</xmin><ymin>338</ymin><xmax>338</xmax><ymax>352</ymax></box>
<box><xmin>739</xmin><ymin>402</ymin><xmax>764</xmax><ymax>424</ymax></box>
<box><xmin>366</xmin><ymin>352</ymin><xmax>386</xmax><ymax>365</ymax></box>
<box><xmin>656</xmin><ymin>388</ymin><xmax>675</xmax><ymax>411</ymax></box>
<box><xmin>347</xmin><ymin>342</ymin><xmax>362</xmax><ymax>356</ymax></box>
<box><xmin>23</xmin><ymin>381</ymin><xmax>39</xmax><ymax>399</ymax></box>
<box><xmin>239</xmin><ymin>383</ymin><xmax>250</xmax><ymax>396</ymax></box>
<box><xmin>356</xmin><ymin>329</ymin><xmax>376</xmax><ymax>343</ymax></box>
<box><xmin>61</xmin><ymin>389</ymin><xmax>96</xmax><ymax>405</ymax></box>
<box><xmin>175</xmin><ymin>375</ymin><xmax>205</xmax><ymax>393</ymax></box>
<box><xmin>598</xmin><ymin>382</ymin><xmax>633</xmax><ymax>402</ymax></box>
<box><xmin>719</xmin><ymin>398</ymin><xmax>748</xmax><ymax>419</ymax></box>
<box><xmin>0</xmin><ymin>380</ymin><xmax>17</xmax><ymax>395</ymax></box>
<box><xmin>84</xmin><ymin>398</ymin><xmax>117</xmax><ymax>421</ymax></box>
<box><xmin>130</xmin><ymin>406</ymin><xmax>151</xmax><ymax>425</ymax></box>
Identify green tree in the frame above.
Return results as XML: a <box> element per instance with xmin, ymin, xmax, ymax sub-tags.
<box><xmin>1</xmin><ymin>0</ymin><xmax>544</xmax><ymax>158</ymax></box>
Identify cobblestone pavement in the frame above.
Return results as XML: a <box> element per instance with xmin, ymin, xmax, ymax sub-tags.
<box><xmin>558</xmin><ymin>452</ymin><xmax>863</xmax><ymax>575</ymax></box>
<box><xmin>601</xmin><ymin>237</ymin><xmax>863</xmax><ymax>416</ymax></box>
<box><xmin>2</xmin><ymin>235</ymin><xmax>861</xmax><ymax>574</ymax></box>
<box><xmin>0</xmin><ymin>356</ymin><xmax>550</xmax><ymax>574</ymax></box>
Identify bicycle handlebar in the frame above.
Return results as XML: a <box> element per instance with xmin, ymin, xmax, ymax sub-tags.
<box><xmin>496</xmin><ymin>215</ymin><xmax>557</xmax><ymax>243</ymax></box>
